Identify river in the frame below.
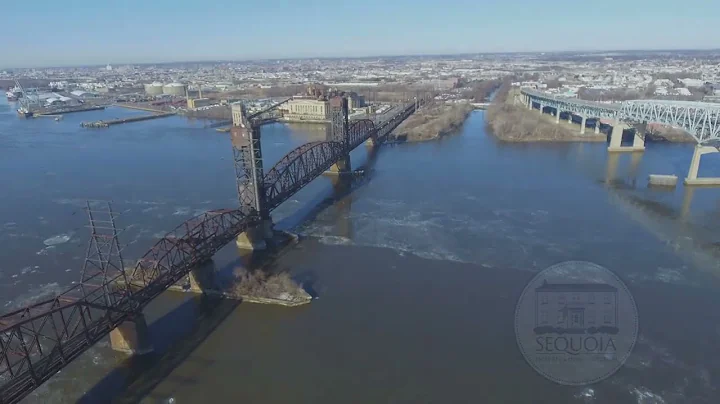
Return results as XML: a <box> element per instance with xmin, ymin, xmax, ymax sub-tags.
<box><xmin>2</xmin><ymin>97</ymin><xmax>720</xmax><ymax>403</ymax></box>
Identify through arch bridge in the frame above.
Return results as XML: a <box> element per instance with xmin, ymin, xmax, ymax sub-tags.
<box><xmin>0</xmin><ymin>93</ymin><xmax>430</xmax><ymax>403</ymax></box>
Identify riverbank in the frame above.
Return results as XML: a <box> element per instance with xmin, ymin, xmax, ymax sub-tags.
<box><xmin>391</xmin><ymin>102</ymin><xmax>473</xmax><ymax>142</ymax></box>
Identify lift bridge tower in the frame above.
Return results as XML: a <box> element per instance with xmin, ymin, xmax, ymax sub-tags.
<box><xmin>230</xmin><ymin>103</ymin><xmax>272</xmax><ymax>249</ymax></box>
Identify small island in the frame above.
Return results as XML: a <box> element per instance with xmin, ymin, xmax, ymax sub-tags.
<box><xmin>391</xmin><ymin>102</ymin><xmax>473</xmax><ymax>142</ymax></box>
<box><xmin>486</xmin><ymin>88</ymin><xmax>696</xmax><ymax>143</ymax></box>
<box><xmin>486</xmin><ymin>89</ymin><xmax>606</xmax><ymax>142</ymax></box>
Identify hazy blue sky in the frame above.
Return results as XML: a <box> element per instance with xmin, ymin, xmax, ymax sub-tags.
<box><xmin>4</xmin><ymin>0</ymin><xmax>718</xmax><ymax>67</ymax></box>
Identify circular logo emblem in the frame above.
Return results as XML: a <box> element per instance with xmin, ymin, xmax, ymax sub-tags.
<box><xmin>515</xmin><ymin>261</ymin><xmax>638</xmax><ymax>385</ymax></box>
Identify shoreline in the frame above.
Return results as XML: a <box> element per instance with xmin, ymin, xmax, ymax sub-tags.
<box><xmin>392</xmin><ymin>102</ymin><xmax>473</xmax><ymax>143</ymax></box>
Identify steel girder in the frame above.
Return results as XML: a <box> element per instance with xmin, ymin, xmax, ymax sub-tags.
<box><xmin>620</xmin><ymin>101</ymin><xmax>720</xmax><ymax>143</ymax></box>
<box><xmin>0</xmin><ymin>209</ymin><xmax>256</xmax><ymax>404</ymax></box>
<box><xmin>262</xmin><ymin>102</ymin><xmax>418</xmax><ymax>211</ymax></box>
<box><xmin>263</xmin><ymin>141</ymin><xmax>346</xmax><ymax>211</ymax></box>
<box><xmin>521</xmin><ymin>88</ymin><xmax>720</xmax><ymax>143</ymax></box>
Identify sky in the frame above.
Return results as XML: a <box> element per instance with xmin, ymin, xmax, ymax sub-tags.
<box><xmin>3</xmin><ymin>0</ymin><xmax>719</xmax><ymax>68</ymax></box>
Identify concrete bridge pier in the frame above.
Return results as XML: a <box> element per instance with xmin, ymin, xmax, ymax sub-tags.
<box><xmin>330</xmin><ymin>155</ymin><xmax>352</xmax><ymax>173</ymax></box>
<box><xmin>684</xmin><ymin>145</ymin><xmax>720</xmax><ymax>185</ymax></box>
<box><xmin>580</xmin><ymin>116</ymin><xmax>587</xmax><ymax>134</ymax></box>
<box><xmin>594</xmin><ymin>120</ymin><xmax>600</xmax><ymax>134</ymax></box>
<box><xmin>608</xmin><ymin>122</ymin><xmax>645</xmax><ymax>152</ymax></box>
<box><xmin>236</xmin><ymin>218</ymin><xmax>274</xmax><ymax>250</ymax></box>
<box><xmin>567</xmin><ymin>113</ymin><xmax>572</xmax><ymax>124</ymax></box>
<box><xmin>109</xmin><ymin>313</ymin><xmax>153</xmax><ymax>355</ymax></box>
<box><xmin>555</xmin><ymin>109</ymin><xmax>560</xmax><ymax>123</ymax></box>
<box><xmin>539</xmin><ymin>103</ymin><xmax>545</xmax><ymax>114</ymax></box>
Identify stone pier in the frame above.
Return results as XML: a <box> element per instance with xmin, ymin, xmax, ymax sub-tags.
<box><xmin>109</xmin><ymin>314</ymin><xmax>153</xmax><ymax>355</ymax></box>
<box><xmin>684</xmin><ymin>145</ymin><xmax>720</xmax><ymax>185</ymax></box>
<box><xmin>608</xmin><ymin>122</ymin><xmax>645</xmax><ymax>152</ymax></box>
<box><xmin>329</xmin><ymin>155</ymin><xmax>352</xmax><ymax>173</ymax></box>
<box><xmin>580</xmin><ymin>116</ymin><xmax>587</xmax><ymax>134</ymax></box>
<box><xmin>236</xmin><ymin>219</ymin><xmax>274</xmax><ymax>250</ymax></box>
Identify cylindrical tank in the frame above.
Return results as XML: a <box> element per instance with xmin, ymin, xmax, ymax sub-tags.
<box><xmin>162</xmin><ymin>82</ymin><xmax>187</xmax><ymax>96</ymax></box>
<box><xmin>144</xmin><ymin>82</ymin><xmax>164</xmax><ymax>96</ymax></box>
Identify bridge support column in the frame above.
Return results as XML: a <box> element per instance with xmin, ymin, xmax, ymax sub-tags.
<box><xmin>580</xmin><ymin>116</ymin><xmax>587</xmax><ymax>134</ymax></box>
<box><xmin>329</xmin><ymin>155</ymin><xmax>352</xmax><ymax>173</ymax></box>
<box><xmin>555</xmin><ymin>109</ymin><xmax>560</xmax><ymax>123</ymax></box>
<box><xmin>594</xmin><ymin>120</ymin><xmax>600</xmax><ymax>134</ymax></box>
<box><xmin>539</xmin><ymin>104</ymin><xmax>544</xmax><ymax>114</ymax></box>
<box><xmin>684</xmin><ymin>145</ymin><xmax>720</xmax><ymax>185</ymax></box>
<box><xmin>110</xmin><ymin>313</ymin><xmax>153</xmax><ymax>355</ymax></box>
<box><xmin>608</xmin><ymin>122</ymin><xmax>644</xmax><ymax>152</ymax></box>
<box><xmin>567</xmin><ymin>113</ymin><xmax>572</xmax><ymax>124</ymax></box>
<box><xmin>236</xmin><ymin>218</ymin><xmax>273</xmax><ymax>250</ymax></box>
<box><xmin>527</xmin><ymin>97</ymin><xmax>532</xmax><ymax>110</ymax></box>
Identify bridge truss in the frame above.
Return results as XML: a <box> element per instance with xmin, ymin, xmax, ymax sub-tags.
<box><xmin>0</xmin><ymin>92</ymin><xmax>428</xmax><ymax>403</ymax></box>
<box><xmin>521</xmin><ymin>89</ymin><xmax>720</xmax><ymax>143</ymax></box>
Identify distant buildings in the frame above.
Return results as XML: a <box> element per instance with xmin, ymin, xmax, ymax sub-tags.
<box><xmin>285</xmin><ymin>97</ymin><xmax>330</xmax><ymax>121</ymax></box>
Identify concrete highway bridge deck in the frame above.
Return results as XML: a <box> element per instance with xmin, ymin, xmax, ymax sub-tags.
<box><xmin>520</xmin><ymin>88</ymin><xmax>720</xmax><ymax>185</ymax></box>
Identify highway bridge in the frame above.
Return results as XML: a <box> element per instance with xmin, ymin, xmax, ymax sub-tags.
<box><xmin>0</xmin><ymin>94</ymin><xmax>428</xmax><ymax>404</ymax></box>
<box><xmin>520</xmin><ymin>89</ymin><xmax>720</xmax><ymax>185</ymax></box>
<box><xmin>520</xmin><ymin>88</ymin><xmax>720</xmax><ymax>144</ymax></box>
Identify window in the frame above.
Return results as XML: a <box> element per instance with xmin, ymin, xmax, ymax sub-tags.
<box><xmin>587</xmin><ymin>310</ymin><xmax>595</xmax><ymax>324</ymax></box>
<box><xmin>604</xmin><ymin>293</ymin><xmax>612</xmax><ymax>304</ymax></box>
<box><xmin>539</xmin><ymin>310</ymin><xmax>547</xmax><ymax>324</ymax></box>
<box><xmin>540</xmin><ymin>294</ymin><xmax>548</xmax><ymax>304</ymax></box>
<box><xmin>604</xmin><ymin>311</ymin><xmax>612</xmax><ymax>324</ymax></box>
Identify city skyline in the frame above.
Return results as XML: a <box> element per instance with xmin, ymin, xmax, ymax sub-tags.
<box><xmin>4</xmin><ymin>0</ymin><xmax>720</xmax><ymax>68</ymax></box>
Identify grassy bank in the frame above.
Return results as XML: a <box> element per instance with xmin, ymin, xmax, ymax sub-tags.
<box><xmin>392</xmin><ymin>102</ymin><xmax>473</xmax><ymax>142</ymax></box>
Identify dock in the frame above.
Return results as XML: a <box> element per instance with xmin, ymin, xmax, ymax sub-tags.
<box><xmin>36</xmin><ymin>105</ymin><xmax>106</xmax><ymax>116</ymax></box>
<box><xmin>81</xmin><ymin>112</ymin><xmax>176</xmax><ymax>128</ymax></box>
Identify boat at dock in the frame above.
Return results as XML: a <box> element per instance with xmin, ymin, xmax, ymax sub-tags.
<box><xmin>17</xmin><ymin>108</ymin><xmax>33</xmax><ymax>118</ymax></box>
<box><xmin>6</xmin><ymin>86</ymin><xmax>22</xmax><ymax>102</ymax></box>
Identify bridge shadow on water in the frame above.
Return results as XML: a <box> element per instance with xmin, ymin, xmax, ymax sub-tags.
<box><xmin>78</xmin><ymin>260</ymin><xmax>243</xmax><ymax>403</ymax></box>
<box><xmin>78</xmin><ymin>147</ymin><xmax>385</xmax><ymax>403</ymax></box>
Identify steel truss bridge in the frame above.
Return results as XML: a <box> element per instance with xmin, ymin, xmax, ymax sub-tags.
<box><xmin>521</xmin><ymin>88</ymin><xmax>720</xmax><ymax>143</ymax></box>
<box><xmin>0</xmin><ymin>94</ymin><xmax>428</xmax><ymax>404</ymax></box>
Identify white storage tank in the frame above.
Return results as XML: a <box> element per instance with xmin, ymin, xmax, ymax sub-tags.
<box><xmin>144</xmin><ymin>82</ymin><xmax>164</xmax><ymax>96</ymax></box>
<box><xmin>162</xmin><ymin>82</ymin><xmax>187</xmax><ymax>96</ymax></box>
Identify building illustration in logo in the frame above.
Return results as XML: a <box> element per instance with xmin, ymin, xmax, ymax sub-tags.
<box><xmin>534</xmin><ymin>280</ymin><xmax>619</xmax><ymax>335</ymax></box>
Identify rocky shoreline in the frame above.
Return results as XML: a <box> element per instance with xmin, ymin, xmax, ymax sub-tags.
<box><xmin>392</xmin><ymin>102</ymin><xmax>473</xmax><ymax>142</ymax></box>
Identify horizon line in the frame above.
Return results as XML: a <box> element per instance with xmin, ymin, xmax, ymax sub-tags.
<box><xmin>3</xmin><ymin>47</ymin><xmax>719</xmax><ymax>71</ymax></box>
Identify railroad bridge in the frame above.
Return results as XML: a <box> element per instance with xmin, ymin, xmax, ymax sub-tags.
<box><xmin>0</xmin><ymin>94</ymin><xmax>428</xmax><ymax>404</ymax></box>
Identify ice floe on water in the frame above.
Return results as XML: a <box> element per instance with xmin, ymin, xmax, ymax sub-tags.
<box><xmin>574</xmin><ymin>387</ymin><xmax>595</xmax><ymax>403</ymax></box>
<box><xmin>172</xmin><ymin>206</ymin><xmax>191</xmax><ymax>216</ymax></box>
<box><xmin>43</xmin><ymin>232</ymin><xmax>73</xmax><ymax>246</ymax></box>
<box><xmin>37</xmin><ymin>246</ymin><xmax>56</xmax><ymax>255</ymax></box>
<box><xmin>318</xmin><ymin>235</ymin><xmax>352</xmax><ymax>245</ymax></box>
<box><xmin>4</xmin><ymin>282</ymin><xmax>62</xmax><ymax>310</ymax></box>
<box><xmin>629</xmin><ymin>386</ymin><xmax>666</xmax><ymax>404</ymax></box>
